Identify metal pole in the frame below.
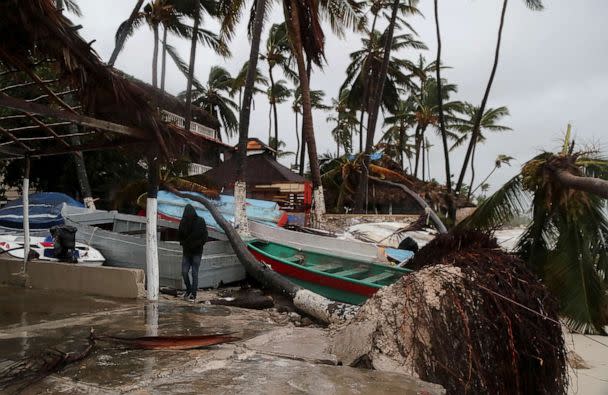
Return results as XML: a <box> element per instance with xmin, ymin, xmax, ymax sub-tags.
<box><xmin>22</xmin><ymin>156</ymin><xmax>30</xmax><ymax>272</ymax></box>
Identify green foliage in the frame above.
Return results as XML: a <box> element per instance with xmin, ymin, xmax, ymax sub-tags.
<box><xmin>459</xmin><ymin>137</ymin><xmax>608</xmax><ymax>334</ymax></box>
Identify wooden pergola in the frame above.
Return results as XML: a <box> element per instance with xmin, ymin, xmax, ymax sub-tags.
<box><xmin>0</xmin><ymin>0</ymin><xmax>191</xmax><ymax>301</ymax></box>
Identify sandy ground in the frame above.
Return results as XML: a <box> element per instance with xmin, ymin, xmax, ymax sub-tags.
<box><xmin>566</xmin><ymin>332</ymin><xmax>608</xmax><ymax>394</ymax></box>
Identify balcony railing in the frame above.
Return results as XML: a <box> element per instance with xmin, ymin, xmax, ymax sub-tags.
<box><xmin>161</xmin><ymin>110</ymin><xmax>217</xmax><ymax>140</ymax></box>
<box><xmin>188</xmin><ymin>163</ymin><xmax>212</xmax><ymax>176</ymax></box>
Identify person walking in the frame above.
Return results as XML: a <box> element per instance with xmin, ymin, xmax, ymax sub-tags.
<box><xmin>178</xmin><ymin>204</ymin><xmax>208</xmax><ymax>301</ymax></box>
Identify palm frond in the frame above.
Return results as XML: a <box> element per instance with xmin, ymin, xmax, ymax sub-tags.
<box><xmin>457</xmin><ymin>174</ymin><xmax>530</xmax><ymax>230</ymax></box>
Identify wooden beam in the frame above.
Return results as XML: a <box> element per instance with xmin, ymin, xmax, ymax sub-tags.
<box><xmin>8</xmin><ymin>121</ymin><xmax>71</xmax><ymax>133</ymax></box>
<box><xmin>0</xmin><ymin>125</ymin><xmax>32</xmax><ymax>151</ymax></box>
<box><xmin>29</xmin><ymin>138</ymin><xmax>141</xmax><ymax>157</ymax></box>
<box><xmin>0</xmin><ymin>94</ymin><xmax>149</xmax><ymax>139</ymax></box>
<box><xmin>0</xmin><ymin>79</ymin><xmax>59</xmax><ymax>92</ymax></box>
<box><xmin>23</xmin><ymin>115</ymin><xmax>71</xmax><ymax>147</ymax></box>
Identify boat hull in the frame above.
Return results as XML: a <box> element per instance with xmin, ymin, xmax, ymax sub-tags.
<box><xmin>63</xmin><ymin>211</ymin><xmax>246</xmax><ymax>289</ymax></box>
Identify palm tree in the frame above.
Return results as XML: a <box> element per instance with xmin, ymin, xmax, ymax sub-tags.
<box><xmin>450</xmin><ymin>104</ymin><xmax>511</xmax><ymax>200</ymax></box>
<box><xmin>469</xmin><ymin>154</ymin><xmax>513</xmax><ymax>196</ymax></box>
<box><xmin>230</xmin><ymin>61</ymin><xmax>268</xmax><ymax>113</ymax></box>
<box><xmin>458</xmin><ymin>129</ymin><xmax>608</xmax><ymax>334</ymax></box>
<box><xmin>327</xmin><ymin>89</ymin><xmax>358</xmax><ymax>157</ymax></box>
<box><xmin>111</xmin><ymin>1</ymin><xmax>227</xmax><ymax>91</ymax></box>
<box><xmin>383</xmin><ymin>97</ymin><xmax>416</xmax><ymax>171</ymax></box>
<box><xmin>342</xmin><ymin>29</ymin><xmax>425</xmax><ymax>151</ymax></box>
<box><xmin>268</xmin><ymin>137</ymin><xmax>296</xmax><ymax>159</ymax></box>
<box><xmin>454</xmin><ymin>0</ymin><xmax>544</xmax><ymax>195</ymax></box>
<box><xmin>292</xmin><ymin>87</ymin><xmax>331</xmax><ymax>174</ymax></box>
<box><xmin>265</xmin><ymin>80</ymin><xmax>292</xmax><ymax>155</ymax></box>
<box><xmin>182</xmin><ymin>66</ymin><xmax>238</xmax><ymax>140</ymax></box>
<box><xmin>411</xmin><ymin>77</ymin><xmax>462</xmax><ymax>178</ymax></box>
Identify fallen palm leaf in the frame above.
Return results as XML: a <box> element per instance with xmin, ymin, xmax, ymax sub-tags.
<box><xmin>94</xmin><ymin>333</ymin><xmax>239</xmax><ymax>350</ymax></box>
<box><xmin>0</xmin><ymin>331</ymin><xmax>95</xmax><ymax>392</ymax></box>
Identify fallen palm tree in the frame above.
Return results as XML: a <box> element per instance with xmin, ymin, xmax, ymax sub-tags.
<box><xmin>162</xmin><ymin>184</ymin><xmax>357</xmax><ymax>324</ymax></box>
<box><xmin>332</xmin><ymin>230</ymin><xmax>568</xmax><ymax>394</ymax></box>
<box><xmin>458</xmin><ymin>127</ymin><xmax>608</xmax><ymax>334</ymax></box>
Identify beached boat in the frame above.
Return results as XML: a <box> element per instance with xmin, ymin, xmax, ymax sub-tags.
<box><xmin>62</xmin><ymin>206</ymin><xmax>246</xmax><ymax>289</ymax></box>
<box><xmin>0</xmin><ymin>235</ymin><xmax>105</xmax><ymax>266</ymax></box>
<box><xmin>247</xmin><ymin>240</ymin><xmax>411</xmax><ymax>304</ymax></box>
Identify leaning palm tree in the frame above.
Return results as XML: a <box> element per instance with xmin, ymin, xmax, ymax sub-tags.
<box><xmin>458</xmin><ymin>128</ymin><xmax>608</xmax><ymax>334</ymax></box>
<box><xmin>450</xmin><ymin>103</ymin><xmax>511</xmax><ymax>200</ymax></box>
<box><xmin>265</xmin><ymin>79</ymin><xmax>292</xmax><ymax>155</ymax></box>
<box><xmin>182</xmin><ymin>66</ymin><xmax>238</xmax><ymax>140</ymax></box>
<box><xmin>454</xmin><ymin>0</ymin><xmax>544</xmax><ymax>194</ymax></box>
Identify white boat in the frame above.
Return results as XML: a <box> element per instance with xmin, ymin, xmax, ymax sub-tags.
<box><xmin>62</xmin><ymin>206</ymin><xmax>246</xmax><ymax>289</ymax></box>
<box><xmin>0</xmin><ymin>235</ymin><xmax>105</xmax><ymax>266</ymax></box>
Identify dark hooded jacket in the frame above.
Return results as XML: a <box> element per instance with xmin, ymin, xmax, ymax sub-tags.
<box><xmin>178</xmin><ymin>204</ymin><xmax>208</xmax><ymax>256</ymax></box>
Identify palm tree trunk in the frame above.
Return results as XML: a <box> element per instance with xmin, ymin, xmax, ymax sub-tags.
<box><xmin>235</xmin><ymin>0</ymin><xmax>267</xmax><ymax>234</ymax></box>
<box><xmin>455</xmin><ymin>0</ymin><xmax>508</xmax><ymax>194</ymax></box>
<box><xmin>146</xmin><ymin>154</ymin><xmax>160</xmax><ymax>301</ymax></box>
<box><xmin>268</xmin><ymin>103</ymin><xmax>272</xmax><ymax>145</ymax></box>
<box><xmin>551</xmin><ymin>169</ymin><xmax>608</xmax><ymax>199</ymax></box>
<box><xmin>152</xmin><ymin>24</ymin><xmax>159</xmax><ymax>89</ymax></box>
<box><xmin>354</xmin><ymin>0</ymin><xmax>400</xmax><ymax>212</ymax></box>
<box><xmin>298</xmin><ymin>58</ymin><xmax>312</xmax><ymax>176</ymax></box>
<box><xmin>286</xmin><ymin>0</ymin><xmax>325</xmax><ymax>220</ymax></box>
<box><xmin>337</xmin><ymin>140</ymin><xmax>340</xmax><ymax>157</ymax></box>
<box><xmin>358</xmin><ymin>110</ymin><xmax>364</xmax><ymax>153</ymax></box>
<box><xmin>467</xmin><ymin>143</ymin><xmax>477</xmax><ymax>201</ymax></box>
<box><xmin>160</xmin><ymin>26</ymin><xmax>168</xmax><ymax>94</ymax></box>
<box><xmin>184</xmin><ymin>2</ymin><xmax>200</xmax><ymax>133</ymax></box>
<box><xmin>434</xmin><ymin>0</ymin><xmax>452</xmax><ymax>194</ymax></box>
<box><xmin>164</xmin><ymin>186</ymin><xmax>355</xmax><ymax>324</ymax></box>
<box><xmin>471</xmin><ymin>161</ymin><xmax>497</xmax><ymax>196</ymax></box>
<box><xmin>273</xmin><ymin>102</ymin><xmax>279</xmax><ymax>159</ymax></box>
<box><xmin>109</xmin><ymin>0</ymin><xmax>144</xmax><ymax>66</ymax></box>
<box><xmin>399</xmin><ymin>120</ymin><xmax>405</xmax><ymax>170</ymax></box>
<box><xmin>294</xmin><ymin>111</ymin><xmax>300</xmax><ymax>169</ymax></box>
<box><xmin>413</xmin><ymin>123</ymin><xmax>423</xmax><ymax>178</ymax></box>
<box><xmin>421</xmin><ymin>138</ymin><xmax>426</xmax><ymax>182</ymax></box>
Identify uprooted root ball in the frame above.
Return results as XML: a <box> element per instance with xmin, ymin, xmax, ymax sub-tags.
<box><xmin>332</xmin><ymin>230</ymin><xmax>568</xmax><ymax>395</ymax></box>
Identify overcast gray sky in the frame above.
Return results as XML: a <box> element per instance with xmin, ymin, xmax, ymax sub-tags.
<box><xmin>74</xmin><ymin>0</ymin><xmax>608</xmax><ymax>193</ymax></box>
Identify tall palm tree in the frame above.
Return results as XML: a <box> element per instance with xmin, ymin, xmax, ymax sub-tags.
<box><xmin>341</xmin><ymin>29</ymin><xmax>425</xmax><ymax>150</ymax></box>
<box><xmin>261</xmin><ymin>23</ymin><xmax>296</xmax><ymax>155</ymax></box>
<box><xmin>410</xmin><ymin>77</ymin><xmax>462</xmax><ymax>178</ymax></box>
<box><xmin>230</xmin><ymin>60</ymin><xmax>268</xmax><ymax>113</ymax></box>
<box><xmin>265</xmin><ymin>79</ymin><xmax>292</xmax><ymax>155</ymax></box>
<box><xmin>450</xmin><ymin>104</ymin><xmax>511</xmax><ymax>199</ymax></box>
<box><xmin>354</xmin><ymin>0</ymin><xmax>422</xmax><ymax>211</ymax></box>
<box><xmin>182</xmin><ymin>66</ymin><xmax>238</xmax><ymax>140</ymax></box>
<box><xmin>112</xmin><ymin>1</ymin><xmax>227</xmax><ymax>91</ymax></box>
<box><xmin>458</xmin><ymin>130</ymin><xmax>608</xmax><ymax>334</ymax></box>
<box><xmin>292</xmin><ymin>87</ymin><xmax>331</xmax><ymax>174</ymax></box>
<box><xmin>454</xmin><ymin>0</ymin><xmax>544</xmax><ymax>195</ymax></box>
<box><xmin>383</xmin><ymin>97</ymin><xmax>416</xmax><ymax>171</ymax></box>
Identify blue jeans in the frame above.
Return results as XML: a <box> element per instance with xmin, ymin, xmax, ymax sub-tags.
<box><xmin>181</xmin><ymin>254</ymin><xmax>202</xmax><ymax>296</ymax></box>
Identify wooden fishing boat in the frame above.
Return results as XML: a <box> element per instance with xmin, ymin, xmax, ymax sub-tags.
<box><xmin>247</xmin><ymin>240</ymin><xmax>411</xmax><ymax>305</ymax></box>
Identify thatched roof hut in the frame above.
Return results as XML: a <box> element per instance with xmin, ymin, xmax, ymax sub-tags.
<box><xmin>0</xmin><ymin>0</ymin><xmax>196</xmax><ymax>159</ymax></box>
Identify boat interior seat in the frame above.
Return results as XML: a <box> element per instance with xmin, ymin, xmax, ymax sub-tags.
<box><xmin>284</xmin><ymin>254</ymin><xmax>305</xmax><ymax>264</ymax></box>
<box><xmin>361</xmin><ymin>272</ymin><xmax>394</xmax><ymax>284</ymax></box>
<box><xmin>333</xmin><ymin>267</ymin><xmax>369</xmax><ymax>277</ymax></box>
<box><xmin>312</xmin><ymin>263</ymin><xmax>343</xmax><ymax>272</ymax></box>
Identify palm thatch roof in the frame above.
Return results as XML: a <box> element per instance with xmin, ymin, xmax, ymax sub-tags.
<box><xmin>0</xmin><ymin>0</ymin><xmax>195</xmax><ymax>159</ymax></box>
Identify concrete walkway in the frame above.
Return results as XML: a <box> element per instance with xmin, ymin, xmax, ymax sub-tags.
<box><xmin>0</xmin><ymin>286</ymin><xmax>444</xmax><ymax>394</ymax></box>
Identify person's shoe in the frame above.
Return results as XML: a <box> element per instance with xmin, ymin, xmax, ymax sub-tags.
<box><xmin>188</xmin><ymin>294</ymin><xmax>196</xmax><ymax>302</ymax></box>
<box><xmin>182</xmin><ymin>292</ymin><xmax>190</xmax><ymax>299</ymax></box>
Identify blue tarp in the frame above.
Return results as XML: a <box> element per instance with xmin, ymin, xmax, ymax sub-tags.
<box><xmin>157</xmin><ymin>190</ymin><xmax>284</xmax><ymax>229</ymax></box>
<box><xmin>0</xmin><ymin>192</ymin><xmax>84</xmax><ymax>229</ymax></box>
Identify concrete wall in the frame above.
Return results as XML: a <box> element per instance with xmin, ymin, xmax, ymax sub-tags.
<box><xmin>0</xmin><ymin>258</ymin><xmax>145</xmax><ymax>299</ymax></box>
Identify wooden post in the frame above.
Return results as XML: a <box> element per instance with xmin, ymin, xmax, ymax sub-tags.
<box><xmin>22</xmin><ymin>156</ymin><xmax>30</xmax><ymax>272</ymax></box>
<box><xmin>146</xmin><ymin>155</ymin><xmax>160</xmax><ymax>301</ymax></box>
